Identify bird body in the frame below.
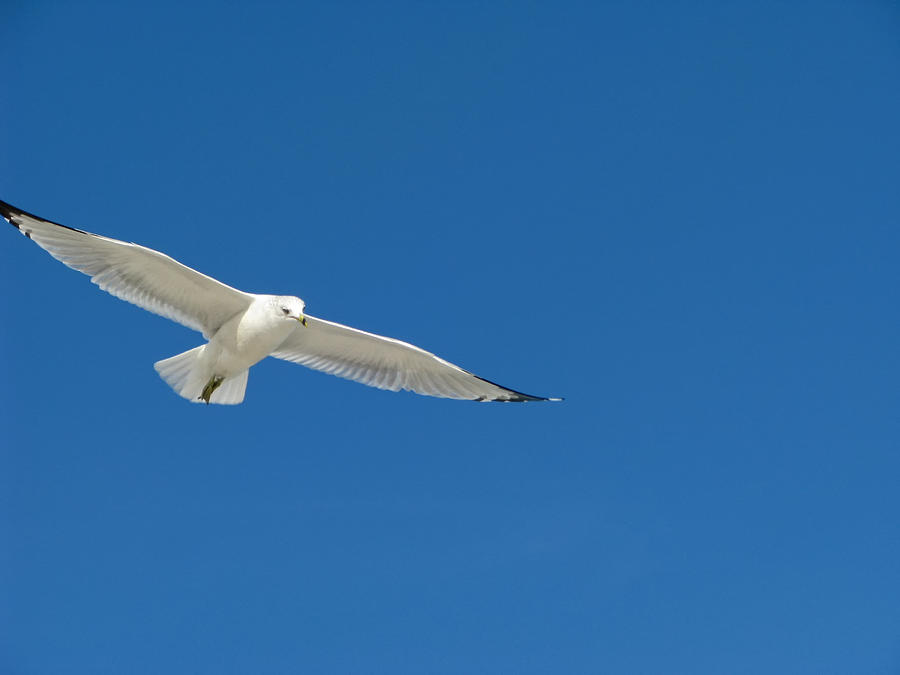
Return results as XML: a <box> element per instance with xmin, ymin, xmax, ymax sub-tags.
<box><xmin>156</xmin><ymin>295</ymin><xmax>307</xmax><ymax>404</ymax></box>
<box><xmin>2</xmin><ymin>198</ymin><xmax>560</xmax><ymax>405</ymax></box>
<box><xmin>209</xmin><ymin>296</ymin><xmax>307</xmax><ymax>377</ymax></box>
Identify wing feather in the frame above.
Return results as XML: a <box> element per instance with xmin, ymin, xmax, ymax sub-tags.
<box><xmin>271</xmin><ymin>315</ymin><xmax>557</xmax><ymax>402</ymax></box>
<box><xmin>2</xmin><ymin>199</ymin><xmax>253</xmax><ymax>337</ymax></box>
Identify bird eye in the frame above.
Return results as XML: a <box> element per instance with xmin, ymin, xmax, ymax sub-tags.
<box><xmin>281</xmin><ymin>307</ymin><xmax>290</xmax><ymax>315</ymax></box>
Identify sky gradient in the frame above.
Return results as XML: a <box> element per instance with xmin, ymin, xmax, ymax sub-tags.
<box><xmin>2</xmin><ymin>2</ymin><xmax>900</xmax><ymax>673</ymax></box>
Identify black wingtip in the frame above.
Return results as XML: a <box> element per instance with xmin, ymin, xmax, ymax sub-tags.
<box><xmin>0</xmin><ymin>199</ymin><xmax>20</xmax><ymax>228</ymax></box>
<box><xmin>1</xmin><ymin>198</ymin><xmax>89</xmax><ymax>235</ymax></box>
<box><xmin>472</xmin><ymin>374</ymin><xmax>562</xmax><ymax>403</ymax></box>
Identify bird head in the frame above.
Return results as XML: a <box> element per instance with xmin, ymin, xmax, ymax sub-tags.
<box><xmin>276</xmin><ymin>295</ymin><xmax>307</xmax><ymax>327</ymax></box>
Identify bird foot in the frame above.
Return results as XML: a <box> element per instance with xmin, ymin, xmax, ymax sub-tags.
<box><xmin>199</xmin><ymin>375</ymin><xmax>225</xmax><ymax>404</ymax></box>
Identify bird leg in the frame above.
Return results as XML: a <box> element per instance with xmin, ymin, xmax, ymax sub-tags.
<box><xmin>200</xmin><ymin>375</ymin><xmax>225</xmax><ymax>404</ymax></box>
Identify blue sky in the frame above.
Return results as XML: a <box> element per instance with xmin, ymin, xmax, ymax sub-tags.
<box><xmin>2</xmin><ymin>2</ymin><xmax>899</xmax><ymax>673</ymax></box>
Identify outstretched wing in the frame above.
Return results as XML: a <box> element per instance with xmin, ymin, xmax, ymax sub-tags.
<box><xmin>271</xmin><ymin>315</ymin><xmax>559</xmax><ymax>402</ymax></box>
<box><xmin>2</xmin><ymin>199</ymin><xmax>253</xmax><ymax>337</ymax></box>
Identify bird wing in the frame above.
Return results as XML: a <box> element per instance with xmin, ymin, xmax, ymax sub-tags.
<box><xmin>271</xmin><ymin>314</ymin><xmax>558</xmax><ymax>402</ymax></box>
<box><xmin>2</xmin><ymin>199</ymin><xmax>254</xmax><ymax>337</ymax></box>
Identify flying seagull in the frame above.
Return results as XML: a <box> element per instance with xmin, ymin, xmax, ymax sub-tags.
<box><xmin>2</xmin><ymin>199</ymin><xmax>560</xmax><ymax>405</ymax></box>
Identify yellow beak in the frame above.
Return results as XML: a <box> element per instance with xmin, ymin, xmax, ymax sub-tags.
<box><xmin>296</xmin><ymin>315</ymin><xmax>308</xmax><ymax>327</ymax></box>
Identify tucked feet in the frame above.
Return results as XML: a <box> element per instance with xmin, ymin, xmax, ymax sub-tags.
<box><xmin>200</xmin><ymin>375</ymin><xmax>225</xmax><ymax>404</ymax></box>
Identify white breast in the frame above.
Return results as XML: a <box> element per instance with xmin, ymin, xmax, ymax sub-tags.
<box><xmin>206</xmin><ymin>297</ymin><xmax>299</xmax><ymax>375</ymax></box>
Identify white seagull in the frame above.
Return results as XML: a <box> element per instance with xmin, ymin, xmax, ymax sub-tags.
<box><xmin>2</xmin><ymin>199</ymin><xmax>560</xmax><ymax>405</ymax></box>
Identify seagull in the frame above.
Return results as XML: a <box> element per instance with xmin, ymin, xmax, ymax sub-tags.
<box><xmin>2</xmin><ymin>199</ymin><xmax>560</xmax><ymax>405</ymax></box>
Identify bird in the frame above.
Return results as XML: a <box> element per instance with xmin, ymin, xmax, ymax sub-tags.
<box><xmin>2</xmin><ymin>199</ymin><xmax>560</xmax><ymax>405</ymax></box>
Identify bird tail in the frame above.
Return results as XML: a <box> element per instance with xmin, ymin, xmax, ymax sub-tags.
<box><xmin>153</xmin><ymin>346</ymin><xmax>249</xmax><ymax>405</ymax></box>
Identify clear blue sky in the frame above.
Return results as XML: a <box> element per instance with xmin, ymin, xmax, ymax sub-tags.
<box><xmin>2</xmin><ymin>2</ymin><xmax>899</xmax><ymax>673</ymax></box>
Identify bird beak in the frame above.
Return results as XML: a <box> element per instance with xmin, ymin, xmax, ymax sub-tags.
<box><xmin>296</xmin><ymin>315</ymin><xmax>308</xmax><ymax>327</ymax></box>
